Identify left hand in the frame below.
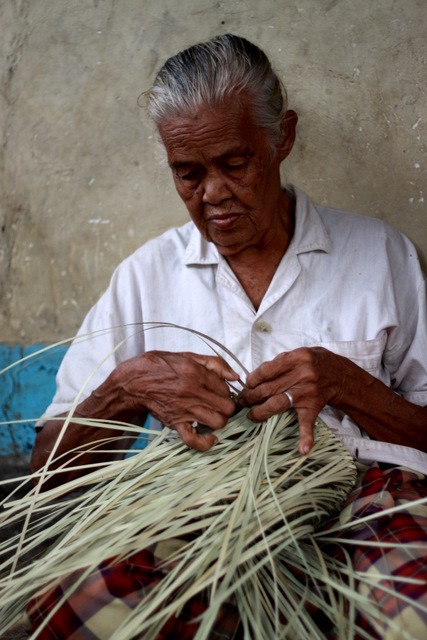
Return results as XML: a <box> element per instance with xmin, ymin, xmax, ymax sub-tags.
<box><xmin>239</xmin><ymin>347</ymin><xmax>346</xmax><ymax>455</ymax></box>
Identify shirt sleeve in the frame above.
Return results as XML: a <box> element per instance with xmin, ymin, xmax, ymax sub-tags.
<box><xmin>383</xmin><ymin>231</ymin><xmax>427</xmax><ymax>406</ymax></box>
<box><xmin>38</xmin><ymin>259</ymin><xmax>145</xmax><ymax>422</ymax></box>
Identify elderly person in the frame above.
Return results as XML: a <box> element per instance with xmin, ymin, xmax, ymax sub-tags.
<box><xmin>30</xmin><ymin>34</ymin><xmax>426</xmax><ymax>639</ymax></box>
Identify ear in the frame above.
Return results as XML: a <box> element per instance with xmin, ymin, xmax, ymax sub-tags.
<box><xmin>277</xmin><ymin>110</ymin><xmax>298</xmax><ymax>161</ymax></box>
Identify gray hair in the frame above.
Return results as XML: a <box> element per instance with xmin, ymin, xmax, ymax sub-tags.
<box><xmin>146</xmin><ymin>34</ymin><xmax>288</xmax><ymax>150</ymax></box>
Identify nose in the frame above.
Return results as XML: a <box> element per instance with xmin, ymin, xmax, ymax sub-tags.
<box><xmin>201</xmin><ymin>169</ymin><xmax>232</xmax><ymax>205</ymax></box>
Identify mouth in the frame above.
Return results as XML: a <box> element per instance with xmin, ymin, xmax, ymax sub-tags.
<box><xmin>208</xmin><ymin>214</ymin><xmax>242</xmax><ymax>230</ymax></box>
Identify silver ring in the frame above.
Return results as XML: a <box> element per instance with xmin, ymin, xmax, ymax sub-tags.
<box><xmin>283</xmin><ymin>390</ymin><xmax>294</xmax><ymax>409</ymax></box>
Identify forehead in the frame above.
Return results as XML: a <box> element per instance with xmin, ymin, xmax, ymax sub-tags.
<box><xmin>158</xmin><ymin>100</ymin><xmax>269</xmax><ymax>163</ymax></box>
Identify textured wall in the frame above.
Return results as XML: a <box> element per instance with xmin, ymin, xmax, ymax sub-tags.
<box><xmin>1</xmin><ymin>0</ymin><xmax>426</xmax><ymax>344</ymax></box>
<box><xmin>0</xmin><ymin>343</ymin><xmax>66</xmax><ymax>454</ymax></box>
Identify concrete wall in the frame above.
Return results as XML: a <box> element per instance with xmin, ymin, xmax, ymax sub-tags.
<box><xmin>1</xmin><ymin>0</ymin><xmax>426</xmax><ymax>452</ymax></box>
<box><xmin>1</xmin><ymin>0</ymin><xmax>426</xmax><ymax>344</ymax></box>
<box><xmin>0</xmin><ymin>343</ymin><xmax>66</xmax><ymax>455</ymax></box>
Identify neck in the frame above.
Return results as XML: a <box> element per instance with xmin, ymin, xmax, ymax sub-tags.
<box><xmin>226</xmin><ymin>191</ymin><xmax>295</xmax><ymax>309</ymax></box>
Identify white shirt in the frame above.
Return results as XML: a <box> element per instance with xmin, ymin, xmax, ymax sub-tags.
<box><xmin>44</xmin><ymin>187</ymin><xmax>427</xmax><ymax>473</ymax></box>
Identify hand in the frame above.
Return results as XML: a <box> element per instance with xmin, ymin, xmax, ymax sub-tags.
<box><xmin>112</xmin><ymin>351</ymin><xmax>240</xmax><ymax>451</ymax></box>
<box><xmin>239</xmin><ymin>347</ymin><xmax>346</xmax><ymax>455</ymax></box>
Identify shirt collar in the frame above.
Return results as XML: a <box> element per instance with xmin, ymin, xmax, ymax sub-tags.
<box><xmin>183</xmin><ymin>224</ymin><xmax>219</xmax><ymax>265</ymax></box>
<box><xmin>183</xmin><ymin>185</ymin><xmax>331</xmax><ymax>265</ymax></box>
<box><xmin>290</xmin><ymin>185</ymin><xmax>331</xmax><ymax>254</ymax></box>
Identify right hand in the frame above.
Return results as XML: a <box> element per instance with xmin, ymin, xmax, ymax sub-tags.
<box><xmin>111</xmin><ymin>351</ymin><xmax>240</xmax><ymax>450</ymax></box>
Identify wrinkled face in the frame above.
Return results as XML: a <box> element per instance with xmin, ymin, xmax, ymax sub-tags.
<box><xmin>158</xmin><ymin>100</ymin><xmax>295</xmax><ymax>259</ymax></box>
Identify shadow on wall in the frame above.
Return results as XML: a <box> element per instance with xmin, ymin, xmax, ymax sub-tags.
<box><xmin>0</xmin><ymin>344</ymin><xmax>67</xmax><ymax>456</ymax></box>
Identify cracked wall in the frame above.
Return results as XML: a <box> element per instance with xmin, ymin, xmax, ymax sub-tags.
<box><xmin>1</xmin><ymin>0</ymin><xmax>426</xmax><ymax>346</ymax></box>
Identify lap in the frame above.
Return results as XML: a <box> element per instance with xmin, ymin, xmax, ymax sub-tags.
<box><xmin>321</xmin><ymin>464</ymin><xmax>427</xmax><ymax>639</ymax></box>
<box><xmin>28</xmin><ymin>464</ymin><xmax>427</xmax><ymax>640</ymax></box>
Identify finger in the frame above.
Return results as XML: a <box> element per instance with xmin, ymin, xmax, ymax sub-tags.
<box><xmin>188</xmin><ymin>390</ymin><xmax>236</xmax><ymax>428</ymax></box>
<box><xmin>246</xmin><ymin>394</ymin><xmax>316</xmax><ymax>456</ymax></box>
<box><xmin>161</xmin><ymin>358</ymin><xmax>237</xmax><ymax>415</ymax></box>
<box><xmin>245</xmin><ymin>353</ymin><xmax>293</xmax><ymax>388</ymax></box>
<box><xmin>246</xmin><ymin>392</ymin><xmax>291</xmax><ymax>422</ymax></box>
<box><xmin>295</xmin><ymin>408</ymin><xmax>316</xmax><ymax>455</ymax></box>
<box><xmin>175</xmin><ymin>357</ymin><xmax>239</xmax><ymax>402</ymax></box>
<box><xmin>187</xmin><ymin>353</ymin><xmax>241</xmax><ymax>381</ymax></box>
<box><xmin>190</xmin><ymin>408</ymin><xmax>229</xmax><ymax>431</ymax></box>
<box><xmin>175</xmin><ymin>423</ymin><xmax>218</xmax><ymax>452</ymax></box>
<box><xmin>240</xmin><ymin>382</ymin><xmax>274</xmax><ymax>406</ymax></box>
<box><xmin>150</xmin><ymin>398</ymin><xmax>230</xmax><ymax>433</ymax></box>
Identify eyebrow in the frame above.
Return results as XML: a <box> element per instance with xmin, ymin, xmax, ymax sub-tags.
<box><xmin>218</xmin><ymin>146</ymin><xmax>251</xmax><ymax>160</ymax></box>
<box><xmin>170</xmin><ymin>147</ymin><xmax>252</xmax><ymax>169</ymax></box>
<box><xmin>170</xmin><ymin>160</ymin><xmax>197</xmax><ymax>170</ymax></box>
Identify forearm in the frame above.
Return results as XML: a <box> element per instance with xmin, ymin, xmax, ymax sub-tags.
<box><xmin>333</xmin><ymin>357</ymin><xmax>427</xmax><ymax>453</ymax></box>
<box><xmin>31</xmin><ymin>373</ymin><xmax>144</xmax><ymax>486</ymax></box>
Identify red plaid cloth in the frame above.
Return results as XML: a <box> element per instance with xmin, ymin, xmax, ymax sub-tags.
<box><xmin>28</xmin><ymin>544</ymin><xmax>242</xmax><ymax>640</ymax></box>
<box><xmin>322</xmin><ymin>464</ymin><xmax>427</xmax><ymax>639</ymax></box>
<box><xmin>28</xmin><ymin>464</ymin><xmax>427</xmax><ymax>639</ymax></box>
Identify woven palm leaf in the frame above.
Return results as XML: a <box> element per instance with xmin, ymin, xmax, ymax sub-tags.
<box><xmin>2</xmin><ymin>326</ymin><xmax>427</xmax><ymax>638</ymax></box>
<box><xmin>0</xmin><ymin>408</ymin><xmax>361</xmax><ymax>639</ymax></box>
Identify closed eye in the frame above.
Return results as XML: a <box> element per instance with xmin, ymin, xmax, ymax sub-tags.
<box><xmin>180</xmin><ymin>170</ymin><xmax>198</xmax><ymax>180</ymax></box>
<box><xmin>222</xmin><ymin>159</ymin><xmax>247</xmax><ymax>176</ymax></box>
<box><xmin>174</xmin><ymin>167</ymin><xmax>202</xmax><ymax>183</ymax></box>
<box><xmin>225</xmin><ymin>162</ymin><xmax>245</xmax><ymax>169</ymax></box>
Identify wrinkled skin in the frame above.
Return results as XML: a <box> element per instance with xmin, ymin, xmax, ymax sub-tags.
<box><xmin>111</xmin><ymin>352</ymin><xmax>239</xmax><ymax>450</ymax></box>
<box><xmin>239</xmin><ymin>346</ymin><xmax>427</xmax><ymax>456</ymax></box>
<box><xmin>32</xmin><ymin>352</ymin><xmax>240</xmax><ymax>485</ymax></box>
<box><xmin>158</xmin><ymin>101</ymin><xmax>296</xmax><ymax>262</ymax></box>
<box><xmin>240</xmin><ymin>347</ymin><xmax>344</xmax><ymax>454</ymax></box>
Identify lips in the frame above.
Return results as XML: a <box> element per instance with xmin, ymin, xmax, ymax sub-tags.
<box><xmin>208</xmin><ymin>214</ymin><xmax>241</xmax><ymax>230</ymax></box>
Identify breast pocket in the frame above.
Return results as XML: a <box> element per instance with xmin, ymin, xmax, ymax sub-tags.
<box><xmin>313</xmin><ymin>332</ymin><xmax>387</xmax><ymax>377</ymax></box>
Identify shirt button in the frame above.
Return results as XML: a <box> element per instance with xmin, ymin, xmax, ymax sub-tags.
<box><xmin>254</xmin><ymin>320</ymin><xmax>272</xmax><ymax>333</ymax></box>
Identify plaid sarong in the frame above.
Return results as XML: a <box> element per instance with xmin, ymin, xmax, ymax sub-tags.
<box><xmin>28</xmin><ymin>463</ymin><xmax>427</xmax><ymax>639</ymax></box>
<box><xmin>324</xmin><ymin>463</ymin><xmax>427</xmax><ymax>639</ymax></box>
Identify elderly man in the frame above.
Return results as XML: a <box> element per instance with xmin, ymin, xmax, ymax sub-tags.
<box><xmin>30</xmin><ymin>34</ymin><xmax>426</xmax><ymax>638</ymax></box>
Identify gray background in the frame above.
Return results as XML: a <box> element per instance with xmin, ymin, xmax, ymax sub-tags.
<box><xmin>1</xmin><ymin>0</ymin><xmax>426</xmax><ymax>343</ymax></box>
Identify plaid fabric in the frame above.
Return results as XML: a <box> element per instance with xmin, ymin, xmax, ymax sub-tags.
<box><xmin>28</xmin><ymin>463</ymin><xmax>427</xmax><ymax>640</ymax></box>
<box><xmin>28</xmin><ymin>544</ymin><xmax>242</xmax><ymax>640</ymax></box>
<box><xmin>322</xmin><ymin>464</ymin><xmax>427</xmax><ymax>639</ymax></box>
